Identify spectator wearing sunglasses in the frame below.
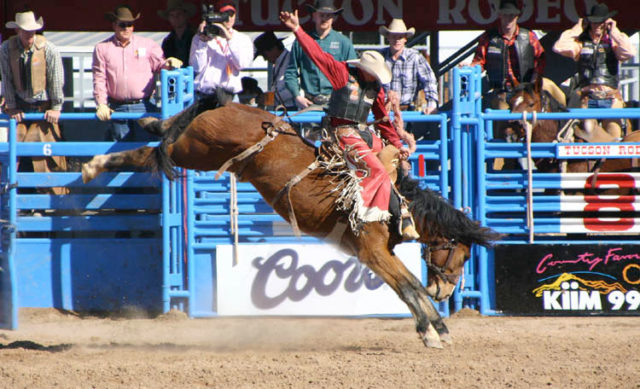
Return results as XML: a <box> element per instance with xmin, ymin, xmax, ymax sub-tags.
<box><xmin>92</xmin><ymin>5</ymin><xmax>183</xmax><ymax>141</ymax></box>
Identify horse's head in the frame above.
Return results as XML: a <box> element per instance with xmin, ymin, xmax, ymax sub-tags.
<box><xmin>508</xmin><ymin>79</ymin><xmax>543</xmax><ymax>140</ymax></box>
<box><xmin>422</xmin><ymin>236</ymin><xmax>471</xmax><ymax>301</ymax></box>
<box><xmin>396</xmin><ymin>172</ymin><xmax>501</xmax><ymax>302</ymax></box>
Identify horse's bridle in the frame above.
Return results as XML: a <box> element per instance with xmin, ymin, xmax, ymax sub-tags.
<box><xmin>423</xmin><ymin>239</ymin><xmax>461</xmax><ymax>284</ymax></box>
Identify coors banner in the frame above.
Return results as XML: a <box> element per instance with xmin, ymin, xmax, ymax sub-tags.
<box><xmin>3</xmin><ymin>0</ymin><xmax>639</xmax><ymax>33</ymax></box>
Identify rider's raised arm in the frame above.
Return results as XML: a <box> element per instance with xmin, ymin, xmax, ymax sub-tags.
<box><xmin>291</xmin><ymin>27</ymin><xmax>349</xmax><ymax>90</ymax></box>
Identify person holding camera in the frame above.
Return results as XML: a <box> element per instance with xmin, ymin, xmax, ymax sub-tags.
<box><xmin>553</xmin><ymin>3</ymin><xmax>636</xmax><ymax>139</ymax></box>
<box><xmin>189</xmin><ymin>0</ymin><xmax>252</xmax><ymax>104</ymax></box>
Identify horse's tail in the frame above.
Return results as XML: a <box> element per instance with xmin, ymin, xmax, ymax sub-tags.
<box><xmin>397</xmin><ymin>173</ymin><xmax>501</xmax><ymax>247</ymax></box>
<box><xmin>141</xmin><ymin>93</ymin><xmax>223</xmax><ymax>180</ymax></box>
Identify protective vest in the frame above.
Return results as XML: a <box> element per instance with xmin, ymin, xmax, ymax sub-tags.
<box><xmin>327</xmin><ymin>69</ymin><xmax>379</xmax><ymax>123</ymax></box>
<box><xmin>8</xmin><ymin>35</ymin><xmax>47</xmax><ymax>96</ymax></box>
<box><xmin>485</xmin><ymin>28</ymin><xmax>535</xmax><ymax>90</ymax></box>
<box><xmin>577</xmin><ymin>33</ymin><xmax>619</xmax><ymax>89</ymax></box>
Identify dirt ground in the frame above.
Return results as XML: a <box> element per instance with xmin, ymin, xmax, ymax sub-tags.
<box><xmin>0</xmin><ymin>308</ymin><xmax>639</xmax><ymax>389</ymax></box>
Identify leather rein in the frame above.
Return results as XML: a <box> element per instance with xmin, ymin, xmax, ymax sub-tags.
<box><xmin>422</xmin><ymin>239</ymin><xmax>461</xmax><ymax>284</ymax></box>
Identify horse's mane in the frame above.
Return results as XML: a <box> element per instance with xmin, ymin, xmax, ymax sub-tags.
<box><xmin>397</xmin><ymin>173</ymin><xmax>500</xmax><ymax>247</ymax></box>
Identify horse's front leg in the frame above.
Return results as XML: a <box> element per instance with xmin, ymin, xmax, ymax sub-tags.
<box><xmin>356</xmin><ymin>224</ymin><xmax>447</xmax><ymax>348</ymax></box>
<box><xmin>82</xmin><ymin>146</ymin><xmax>155</xmax><ymax>183</ymax></box>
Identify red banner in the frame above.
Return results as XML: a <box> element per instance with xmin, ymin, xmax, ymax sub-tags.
<box><xmin>2</xmin><ymin>0</ymin><xmax>639</xmax><ymax>35</ymax></box>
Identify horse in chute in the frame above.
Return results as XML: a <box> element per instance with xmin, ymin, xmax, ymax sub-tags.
<box><xmin>81</xmin><ymin>97</ymin><xmax>498</xmax><ymax>348</ymax></box>
<box><xmin>508</xmin><ymin>77</ymin><xmax>640</xmax><ymax>182</ymax></box>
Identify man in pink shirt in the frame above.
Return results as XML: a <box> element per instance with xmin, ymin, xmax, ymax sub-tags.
<box><xmin>280</xmin><ymin>9</ymin><xmax>419</xmax><ymax>241</ymax></box>
<box><xmin>92</xmin><ymin>5</ymin><xmax>182</xmax><ymax>141</ymax></box>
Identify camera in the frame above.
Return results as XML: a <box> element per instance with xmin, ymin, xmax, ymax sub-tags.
<box><xmin>202</xmin><ymin>4</ymin><xmax>230</xmax><ymax>38</ymax></box>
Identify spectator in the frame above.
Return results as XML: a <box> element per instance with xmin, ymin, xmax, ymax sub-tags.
<box><xmin>553</xmin><ymin>3</ymin><xmax>636</xmax><ymax>139</ymax></box>
<box><xmin>158</xmin><ymin>0</ymin><xmax>197</xmax><ymax>66</ymax></box>
<box><xmin>380</xmin><ymin>19</ymin><xmax>438</xmax><ymax>115</ymax></box>
<box><xmin>284</xmin><ymin>0</ymin><xmax>357</xmax><ymax>109</ymax></box>
<box><xmin>189</xmin><ymin>0</ymin><xmax>253</xmax><ymax>104</ymax></box>
<box><xmin>280</xmin><ymin>10</ymin><xmax>419</xmax><ymax>241</ymax></box>
<box><xmin>0</xmin><ymin>10</ymin><xmax>67</xmax><ymax>193</ymax></box>
<box><xmin>470</xmin><ymin>0</ymin><xmax>545</xmax><ymax>112</ymax></box>
<box><xmin>92</xmin><ymin>5</ymin><xmax>182</xmax><ymax>141</ymax></box>
<box><xmin>253</xmin><ymin>31</ymin><xmax>296</xmax><ymax>111</ymax></box>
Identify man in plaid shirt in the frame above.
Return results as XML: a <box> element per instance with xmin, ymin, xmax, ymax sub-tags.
<box><xmin>379</xmin><ymin>19</ymin><xmax>438</xmax><ymax>115</ymax></box>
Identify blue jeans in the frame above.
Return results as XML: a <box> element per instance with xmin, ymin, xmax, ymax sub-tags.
<box><xmin>108</xmin><ymin>100</ymin><xmax>159</xmax><ymax>141</ymax></box>
<box><xmin>587</xmin><ymin>98</ymin><xmax>613</xmax><ymax>109</ymax></box>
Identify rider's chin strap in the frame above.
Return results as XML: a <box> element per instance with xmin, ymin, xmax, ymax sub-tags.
<box><xmin>522</xmin><ymin>110</ymin><xmax>535</xmax><ymax>244</ymax></box>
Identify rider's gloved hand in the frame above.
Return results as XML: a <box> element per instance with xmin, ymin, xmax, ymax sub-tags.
<box><xmin>96</xmin><ymin>104</ymin><xmax>113</xmax><ymax>121</ymax></box>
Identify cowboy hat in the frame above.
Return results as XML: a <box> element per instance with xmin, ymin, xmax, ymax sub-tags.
<box><xmin>5</xmin><ymin>11</ymin><xmax>44</xmax><ymax>31</ymax></box>
<box><xmin>497</xmin><ymin>0</ymin><xmax>521</xmax><ymax>15</ymax></box>
<box><xmin>105</xmin><ymin>5</ymin><xmax>141</xmax><ymax>22</ymax></box>
<box><xmin>379</xmin><ymin>19</ymin><xmax>415</xmax><ymax>38</ymax></box>
<box><xmin>158</xmin><ymin>0</ymin><xmax>196</xmax><ymax>19</ymax></box>
<box><xmin>347</xmin><ymin>51</ymin><xmax>392</xmax><ymax>84</ymax></box>
<box><xmin>586</xmin><ymin>3</ymin><xmax>618</xmax><ymax>23</ymax></box>
<box><xmin>253</xmin><ymin>31</ymin><xmax>284</xmax><ymax>59</ymax></box>
<box><xmin>306</xmin><ymin>0</ymin><xmax>343</xmax><ymax>15</ymax></box>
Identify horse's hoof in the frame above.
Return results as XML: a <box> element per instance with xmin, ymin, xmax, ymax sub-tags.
<box><xmin>81</xmin><ymin>163</ymin><xmax>94</xmax><ymax>183</ymax></box>
<box><xmin>421</xmin><ymin>334</ymin><xmax>444</xmax><ymax>349</ymax></box>
<box><xmin>138</xmin><ymin>117</ymin><xmax>159</xmax><ymax>128</ymax></box>
<box><xmin>421</xmin><ymin>326</ymin><xmax>444</xmax><ymax>349</ymax></box>
<box><xmin>439</xmin><ymin>333</ymin><xmax>453</xmax><ymax>345</ymax></box>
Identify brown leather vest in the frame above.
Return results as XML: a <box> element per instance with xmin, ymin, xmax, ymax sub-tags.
<box><xmin>8</xmin><ymin>35</ymin><xmax>47</xmax><ymax>96</ymax></box>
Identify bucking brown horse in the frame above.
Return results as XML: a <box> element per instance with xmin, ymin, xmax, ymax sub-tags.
<box><xmin>82</xmin><ymin>96</ymin><xmax>498</xmax><ymax>348</ymax></box>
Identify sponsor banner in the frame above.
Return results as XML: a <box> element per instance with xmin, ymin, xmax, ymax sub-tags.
<box><xmin>557</xmin><ymin>144</ymin><xmax>640</xmax><ymax>158</ymax></box>
<box><xmin>3</xmin><ymin>0</ymin><xmax>638</xmax><ymax>33</ymax></box>
<box><xmin>216</xmin><ymin>243</ymin><xmax>422</xmax><ymax>316</ymax></box>
<box><xmin>495</xmin><ymin>244</ymin><xmax>640</xmax><ymax>315</ymax></box>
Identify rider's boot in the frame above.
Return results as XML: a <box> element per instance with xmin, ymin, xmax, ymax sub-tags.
<box><xmin>400</xmin><ymin>206</ymin><xmax>420</xmax><ymax>241</ymax></box>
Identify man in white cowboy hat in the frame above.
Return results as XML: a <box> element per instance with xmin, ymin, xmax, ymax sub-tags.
<box><xmin>283</xmin><ymin>0</ymin><xmax>356</xmax><ymax>109</ymax></box>
<box><xmin>93</xmin><ymin>5</ymin><xmax>183</xmax><ymax>141</ymax></box>
<box><xmin>158</xmin><ymin>0</ymin><xmax>197</xmax><ymax>66</ymax></box>
<box><xmin>280</xmin><ymin>9</ymin><xmax>420</xmax><ymax>241</ymax></box>
<box><xmin>380</xmin><ymin>18</ymin><xmax>438</xmax><ymax>116</ymax></box>
<box><xmin>553</xmin><ymin>2</ymin><xmax>636</xmax><ymax>140</ymax></box>
<box><xmin>0</xmin><ymin>10</ymin><xmax>68</xmax><ymax>192</ymax></box>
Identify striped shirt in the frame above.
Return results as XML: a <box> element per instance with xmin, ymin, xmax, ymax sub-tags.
<box><xmin>381</xmin><ymin>47</ymin><xmax>438</xmax><ymax>108</ymax></box>
<box><xmin>0</xmin><ymin>36</ymin><xmax>65</xmax><ymax>111</ymax></box>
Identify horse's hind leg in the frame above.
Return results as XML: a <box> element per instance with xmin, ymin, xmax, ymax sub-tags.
<box><xmin>82</xmin><ymin>146</ymin><xmax>155</xmax><ymax>183</ymax></box>
<box><xmin>356</xmin><ymin>225</ymin><xmax>446</xmax><ymax>348</ymax></box>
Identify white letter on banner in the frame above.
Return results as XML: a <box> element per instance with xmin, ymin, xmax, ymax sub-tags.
<box><xmin>563</xmin><ymin>0</ymin><xmax>580</xmax><ymax>22</ymax></box>
<box><xmin>247</xmin><ymin>0</ymin><xmax>281</xmax><ymax>26</ymax></box>
<box><xmin>377</xmin><ymin>0</ymin><xmax>403</xmax><ymax>23</ymax></box>
<box><xmin>437</xmin><ymin>0</ymin><xmax>466</xmax><ymax>24</ymax></box>
<box><xmin>342</xmin><ymin>0</ymin><xmax>374</xmax><ymax>26</ymax></box>
<box><xmin>468</xmin><ymin>0</ymin><xmax>497</xmax><ymax>24</ymax></box>
<box><xmin>536</xmin><ymin>0</ymin><xmax>561</xmax><ymax>23</ymax></box>
<box><xmin>517</xmin><ymin>0</ymin><xmax>534</xmax><ymax>22</ymax></box>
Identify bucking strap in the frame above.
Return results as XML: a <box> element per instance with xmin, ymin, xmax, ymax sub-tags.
<box><xmin>272</xmin><ymin>161</ymin><xmax>319</xmax><ymax>237</ymax></box>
